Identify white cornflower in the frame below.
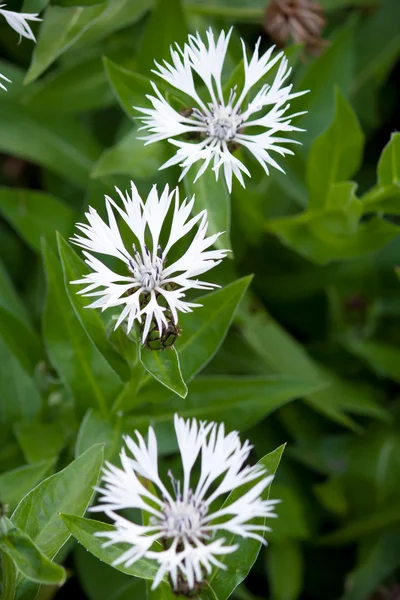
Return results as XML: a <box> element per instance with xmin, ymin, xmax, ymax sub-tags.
<box><xmin>0</xmin><ymin>4</ymin><xmax>41</xmax><ymax>91</ymax></box>
<box><xmin>135</xmin><ymin>28</ymin><xmax>307</xmax><ymax>192</ymax></box>
<box><xmin>92</xmin><ymin>415</ymin><xmax>278</xmax><ymax>591</ymax></box>
<box><xmin>70</xmin><ymin>181</ymin><xmax>228</xmax><ymax>344</ymax></box>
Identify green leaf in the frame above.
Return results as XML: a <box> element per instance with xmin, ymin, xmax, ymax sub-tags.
<box><xmin>127</xmin><ymin>376</ymin><xmax>326</xmax><ymax>431</ymax></box>
<box><xmin>136</xmin><ymin>0</ymin><xmax>188</xmax><ymax>75</ymax></box>
<box><xmin>295</xmin><ymin>24</ymin><xmax>355</xmax><ymax>151</ymax></box>
<box><xmin>240</xmin><ymin>302</ymin><xmax>389</xmax><ymax>429</ymax></box>
<box><xmin>92</xmin><ymin>127</ymin><xmax>169</xmax><ymax>180</ymax></box>
<box><xmin>183</xmin><ymin>170</ymin><xmax>231</xmax><ymax>251</ymax></box>
<box><xmin>267</xmin><ymin>541</ymin><xmax>303</xmax><ymax>600</ymax></box>
<box><xmin>343</xmin><ymin>533</ymin><xmax>400</xmax><ymax>600</ymax></box>
<box><xmin>0</xmin><ymin>461</ymin><xmax>53</xmax><ymax>512</ymax></box>
<box><xmin>307</xmin><ymin>89</ymin><xmax>364</xmax><ymax>208</ymax></box>
<box><xmin>57</xmin><ymin>235</ymin><xmax>129</xmax><ymax>382</ymax></box>
<box><xmin>75</xmin><ymin>409</ymin><xmax>122</xmax><ymax>460</ymax></box>
<box><xmin>26</xmin><ymin>57</ymin><xmax>114</xmax><ymax>113</ymax></box>
<box><xmin>25</xmin><ymin>0</ymin><xmax>151</xmax><ymax>83</ymax></box>
<box><xmin>346</xmin><ymin>339</ymin><xmax>400</xmax><ymax>383</ymax></box>
<box><xmin>0</xmin><ymin>101</ymin><xmax>101</xmax><ymax>188</ymax></box>
<box><xmin>209</xmin><ymin>445</ymin><xmax>285</xmax><ymax>600</ymax></box>
<box><xmin>14</xmin><ymin>421</ymin><xmax>68</xmax><ymax>464</ymax></box>
<box><xmin>139</xmin><ymin>346</ymin><xmax>188</xmax><ymax>399</ymax></box>
<box><xmin>103</xmin><ymin>59</ymin><xmax>151</xmax><ymax>119</ymax></box>
<box><xmin>377</xmin><ymin>132</ymin><xmax>400</xmax><ymax>187</ymax></box>
<box><xmin>0</xmin><ymin>188</ymin><xmax>78</xmax><ymax>253</ymax></box>
<box><xmin>0</xmin><ymin>336</ymin><xmax>41</xmax><ymax>429</ymax></box>
<box><xmin>42</xmin><ymin>241</ymin><xmax>123</xmax><ymax>415</ymax></box>
<box><xmin>12</xmin><ymin>444</ymin><xmax>104</xmax><ymax>559</ymax></box>
<box><xmin>60</xmin><ymin>515</ymin><xmax>159</xmax><ymax>580</ymax></box>
<box><xmin>135</xmin><ymin>277</ymin><xmax>252</xmax><ymax>407</ymax></box>
<box><xmin>0</xmin><ymin>518</ymin><xmax>66</xmax><ymax>585</ymax></box>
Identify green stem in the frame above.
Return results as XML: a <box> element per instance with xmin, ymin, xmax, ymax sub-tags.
<box><xmin>0</xmin><ymin>551</ymin><xmax>16</xmax><ymax>600</ymax></box>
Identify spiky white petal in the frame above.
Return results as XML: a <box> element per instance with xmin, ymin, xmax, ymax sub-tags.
<box><xmin>136</xmin><ymin>28</ymin><xmax>308</xmax><ymax>192</ymax></box>
<box><xmin>0</xmin><ymin>4</ymin><xmax>41</xmax><ymax>91</ymax></box>
<box><xmin>70</xmin><ymin>181</ymin><xmax>228</xmax><ymax>343</ymax></box>
<box><xmin>92</xmin><ymin>415</ymin><xmax>278</xmax><ymax>591</ymax></box>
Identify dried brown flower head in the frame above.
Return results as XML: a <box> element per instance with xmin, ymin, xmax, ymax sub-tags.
<box><xmin>264</xmin><ymin>0</ymin><xmax>327</xmax><ymax>55</ymax></box>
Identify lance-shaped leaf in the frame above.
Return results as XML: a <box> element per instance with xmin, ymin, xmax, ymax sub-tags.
<box><xmin>0</xmin><ymin>461</ymin><xmax>54</xmax><ymax>512</ymax></box>
<box><xmin>208</xmin><ymin>445</ymin><xmax>285</xmax><ymax>600</ymax></box>
<box><xmin>0</xmin><ymin>518</ymin><xmax>66</xmax><ymax>585</ymax></box>
<box><xmin>12</xmin><ymin>444</ymin><xmax>104</xmax><ymax>560</ymax></box>
<box><xmin>60</xmin><ymin>515</ymin><xmax>159</xmax><ymax>580</ymax></box>
<box><xmin>42</xmin><ymin>241</ymin><xmax>123</xmax><ymax>415</ymax></box>
<box><xmin>139</xmin><ymin>346</ymin><xmax>187</xmax><ymax>399</ymax></box>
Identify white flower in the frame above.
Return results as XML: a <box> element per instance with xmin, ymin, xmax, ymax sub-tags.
<box><xmin>92</xmin><ymin>415</ymin><xmax>278</xmax><ymax>591</ymax></box>
<box><xmin>0</xmin><ymin>4</ymin><xmax>41</xmax><ymax>91</ymax></box>
<box><xmin>70</xmin><ymin>181</ymin><xmax>228</xmax><ymax>343</ymax></box>
<box><xmin>135</xmin><ymin>28</ymin><xmax>307</xmax><ymax>192</ymax></box>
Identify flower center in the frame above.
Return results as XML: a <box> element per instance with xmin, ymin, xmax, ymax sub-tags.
<box><xmin>128</xmin><ymin>245</ymin><xmax>164</xmax><ymax>292</ymax></box>
<box><xmin>205</xmin><ymin>105</ymin><xmax>242</xmax><ymax>141</ymax></box>
<box><xmin>163</xmin><ymin>499</ymin><xmax>205</xmax><ymax>539</ymax></box>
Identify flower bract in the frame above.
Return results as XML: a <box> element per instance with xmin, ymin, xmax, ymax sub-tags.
<box><xmin>136</xmin><ymin>28</ymin><xmax>307</xmax><ymax>192</ymax></box>
<box><xmin>92</xmin><ymin>415</ymin><xmax>278</xmax><ymax>591</ymax></box>
<box><xmin>70</xmin><ymin>181</ymin><xmax>228</xmax><ymax>344</ymax></box>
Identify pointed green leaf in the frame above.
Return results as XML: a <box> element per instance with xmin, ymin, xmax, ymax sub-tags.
<box><xmin>12</xmin><ymin>444</ymin><xmax>104</xmax><ymax>559</ymax></box>
<box><xmin>42</xmin><ymin>241</ymin><xmax>123</xmax><ymax>414</ymax></box>
<box><xmin>0</xmin><ymin>518</ymin><xmax>66</xmax><ymax>585</ymax></box>
<box><xmin>139</xmin><ymin>346</ymin><xmax>187</xmax><ymax>399</ymax></box>
<box><xmin>378</xmin><ymin>132</ymin><xmax>400</xmax><ymax>187</ymax></box>
<box><xmin>209</xmin><ymin>445</ymin><xmax>285</xmax><ymax>600</ymax></box>
<box><xmin>60</xmin><ymin>514</ymin><xmax>159</xmax><ymax>580</ymax></box>
<box><xmin>25</xmin><ymin>0</ymin><xmax>151</xmax><ymax>83</ymax></box>
<box><xmin>307</xmin><ymin>89</ymin><xmax>364</xmax><ymax>208</ymax></box>
<box><xmin>0</xmin><ymin>461</ymin><xmax>53</xmax><ymax>512</ymax></box>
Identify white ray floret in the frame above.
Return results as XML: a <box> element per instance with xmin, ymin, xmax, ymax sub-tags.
<box><xmin>0</xmin><ymin>4</ymin><xmax>41</xmax><ymax>91</ymax></box>
<box><xmin>70</xmin><ymin>181</ymin><xmax>228</xmax><ymax>343</ymax></box>
<box><xmin>92</xmin><ymin>415</ymin><xmax>279</xmax><ymax>591</ymax></box>
<box><xmin>136</xmin><ymin>28</ymin><xmax>308</xmax><ymax>192</ymax></box>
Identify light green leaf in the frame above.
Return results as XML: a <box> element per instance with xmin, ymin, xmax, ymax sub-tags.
<box><xmin>57</xmin><ymin>235</ymin><xmax>129</xmax><ymax>382</ymax></box>
<box><xmin>377</xmin><ymin>132</ymin><xmax>400</xmax><ymax>187</ymax></box>
<box><xmin>103</xmin><ymin>59</ymin><xmax>151</xmax><ymax>119</ymax></box>
<box><xmin>139</xmin><ymin>346</ymin><xmax>187</xmax><ymax>399</ymax></box>
<box><xmin>0</xmin><ymin>188</ymin><xmax>78</xmax><ymax>253</ymax></box>
<box><xmin>14</xmin><ymin>421</ymin><xmax>68</xmax><ymax>464</ymax></box>
<box><xmin>0</xmin><ymin>461</ymin><xmax>53</xmax><ymax>512</ymax></box>
<box><xmin>51</xmin><ymin>0</ymin><xmax>107</xmax><ymax>6</ymax></box>
<box><xmin>60</xmin><ymin>515</ymin><xmax>159</xmax><ymax>580</ymax></box>
<box><xmin>183</xmin><ymin>171</ymin><xmax>231</xmax><ymax>251</ymax></box>
<box><xmin>42</xmin><ymin>241</ymin><xmax>123</xmax><ymax>415</ymax></box>
<box><xmin>25</xmin><ymin>0</ymin><xmax>151</xmax><ymax>83</ymax></box>
<box><xmin>0</xmin><ymin>518</ymin><xmax>66</xmax><ymax>585</ymax></box>
<box><xmin>307</xmin><ymin>89</ymin><xmax>364</xmax><ymax>208</ymax></box>
<box><xmin>209</xmin><ymin>445</ymin><xmax>285</xmax><ymax>600</ymax></box>
<box><xmin>12</xmin><ymin>444</ymin><xmax>104</xmax><ymax>559</ymax></box>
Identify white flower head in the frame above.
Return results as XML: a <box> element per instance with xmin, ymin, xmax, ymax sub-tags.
<box><xmin>136</xmin><ymin>28</ymin><xmax>308</xmax><ymax>192</ymax></box>
<box><xmin>0</xmin><ymin>4</ymin><xmax>41</xmax><ymax>91</ymax></box>
<box><xmin>92</xmin><ymin>415</ymin><xmax>278</xmax><ymax>592</ymax></box>
<box><xmin>70</xmin><ymin>182</ymin><xmax>228</xmax><ymax>344</ymax></box>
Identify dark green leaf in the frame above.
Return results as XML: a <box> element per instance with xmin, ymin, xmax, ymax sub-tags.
<box><xmin>267</xmin><ymin>541</ymin><xmax>303</xmax><ymax>600</ymax></box>
<box><xmin>0</xmin><ymin>461</ymin><xmax>53</xmax><ymax>512</ymax></box>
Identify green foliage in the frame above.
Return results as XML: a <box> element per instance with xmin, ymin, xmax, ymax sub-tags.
<box><xmin>0</xmin><ymin>0</ymin><xmax>400</xmax><ymax>599</ymax></box>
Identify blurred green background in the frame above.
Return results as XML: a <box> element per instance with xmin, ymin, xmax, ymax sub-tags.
<box><xmin>0</xmin><ymin>0</ymin><xmax>400</xmax><ymax>599</ymax></box>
